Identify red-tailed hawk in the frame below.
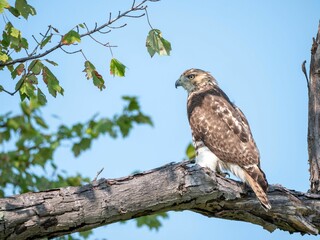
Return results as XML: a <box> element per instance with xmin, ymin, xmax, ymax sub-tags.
<box><xmin>175</xmin><ymin>68</ymin><xmax>271</xmax><ymax>210</ymax></box>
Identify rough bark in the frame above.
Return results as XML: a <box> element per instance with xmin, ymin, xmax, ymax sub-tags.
<box><xmin>0</xmin><ymin>161</ymin><xmax>320</xmax><ymax>240</ymax></box>
<box><xmin>308</xmin><ymin>22</ymin><xmax>320</xmax><ymax>193</ymax></box>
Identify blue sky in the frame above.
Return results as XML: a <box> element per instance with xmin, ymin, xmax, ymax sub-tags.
<box><xmin>1</xmin><ymin>0</ymin><xmax>320</xmax><ymax>239</ymax></box>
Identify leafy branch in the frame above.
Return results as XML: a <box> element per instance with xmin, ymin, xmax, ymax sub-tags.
<box><xmin>0</xmin><ymin>95</ymin><xmax>152</xmax><ymax>197</ymax></box>
<box><xmin>0</xmin><ymin>0</ymin><xmax>150</xmax><ymax>67</ymax></box>
<box><xmin>0</xmin><ymin>0</ymin><xmax>171</xmax><ymax>100</ymax></box>
<box><xmin>0</xmin><ymin>57</ymin><xmax>41</xmax><ymax>96</ymax></box>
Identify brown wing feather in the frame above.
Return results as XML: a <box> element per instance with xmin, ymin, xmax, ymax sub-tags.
<box><xmin>188</xmin><ymin>86</ymin><xmax>259</xmax><ymax>166</ymax></box>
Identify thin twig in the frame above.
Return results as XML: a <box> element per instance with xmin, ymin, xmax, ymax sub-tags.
<box><xmin>83</xmin><ymin>23</ymin><xmax>108</xmax><ymax>47</ymax></box>
<box><xmin>30</xmin><ymin>26</ymin><xmax>52</xmax><ymax>56</ymax></box>
<box><xmin>108</xmin><ymin>45</ymin><xmax>114</xmax><ymax>58</ymax></box>
<box><xmin>93</xmin><ymin>167</ymin><xmax>104</xmax><ymax>181</ymax></box>
<box><xmin>59</xmin><ymin>47</ymin><xmax>82</xmax><ymax>55</ymax></box>
<box><xmin>79</xmin><ymin>49</ymin><xmax>88</xmax><ymax>61</ymax></box>
<box><xmin>124</xmin><ymin>13</ymin><xmax>145</xmax><ymax>18</ymax></box>
<box><xmin>98</xmin><ymin>29</ymin><xmax>111</xmax><ymax>34</ymax></box>
<box><xmin>106</xmin><ymin>23</ymin><xmax>127</xmax><ymax>29</ymax></box>
<box><xmin>32</xmin><ymin>35</ymin><xmax>40</xmax><ymax>45</ymax></box>
<box><xmin>89</xmin><ymin>35</ymin><xmax>109</xmax><ymax>46</ymax></box>
<box><xmin>145</xmin><ymin>7</ymin><xmax>153</xmax><ymax>29</ymax></box>
<box><xmin>131</xmin><ymin>0</ymin><xmax>136</xmax><ymax>8</ymax></box>
<box><xmin>7</xmin><ymin>49</ymin><xmax>14</xmax><ymax>57</ymax></box>
<box><xmin>2</xmin><ymin>75</ymin><xmax>24</xmax><ymax>96</ymax></box>
<box><xmin>23</xmin><ymin>48</ymin><xmax>29</xmax><ymax>57</ymax></box>
<box><xmin>59</xmin><ymin>47</ymin><xmax>88</xmax><ymax>61</ymax></box>
<box><xmin>108</xmin><ymin>12</ymin><xmax>112</xmax><ymax>23</ymax></box>
<box><xmin>1</xmin><ymin>87</ymin><xmax>15</xmax><ymax>96</ymax></box>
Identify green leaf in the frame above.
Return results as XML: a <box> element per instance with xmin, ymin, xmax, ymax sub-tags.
<box><xmin>57</xmin><ymin>125</ymin><xmax>73</xmax><ymax>139</ymax></box>
<box><xmin>133</xmin><ymin>113</ymin><xmax>153</xmax><ymax>126</ymax></box>
<box><xmin>5</xmin><ymin>22</ymin><xmax>28</xmax><ymax>52</ymax></box>
<box><xmin>21</xmin><ymin>37</ymin><xmax>28</xmax><ymax>49</ymax></box>
<box><xmin>110</xmin><ymin>58</ymin><xmax>126</xmax><ymax>77</ymax></box>
<box><xmin>11</xmin><ymin>63</ymin><xmax>25</xmax><ymax>79</ymax></box>
<box><xmin>34</xmin><ymin>116</ymin><xmax>48</xmax><ymax>129</ymax></box>
<box><xmin>92</xmin><ymin>71</ymin><xmax>105</xmax><ymax>90</ymax></box>
<box><xmin>0</xmin><ymin>0</ymin><xmax>9</xmax><ymax>13</ymax></box>
<box><xmin>20</xmin><ymin>101</ymin><xmax>33</xmax><ymax>117</ymax></box>
<box><xmin>2</xmin><ymin>31</ymin><xmax>10</xmax><ymax>47</ymax></box>
<box><xmin>28</xmin><ymin>60</ymin><xmax>43</xmax><ymax>75</ymax></box>
<box><xmin>147</xmin><ymin>43</ymin><xmax>156</xmax><ymax>57</ymax></box>
<box><xmin>37</xmin><ymin>88</ymin><xmax>47</xmax><ymax>105</ymax></box>
<box><xmin>146</xmin><ymin>29</ymin><xmax>171</xmax><ymax>57</ymax></box>
<box><xmin>186</xmin><ymin>142</ymin><xmax>196</xmax><ymax>160</ymax></box>
<box><xmin>15</xmin><ymin>0</ymin><xmax>36</xmax><ymax>19</ymax></box>
<box><xmin>61</xmin><ymin>30</ymin><xmax>81</xmax><ymax>45</ymax></box>
<box><xmin>90</xmin><ymin>119</ymin><xmax>115</xmax><ymax>138</ymax></box>
<box><xmin>26</xmin><ymin>74</ymin><xmax>38</xmax><ymax>84</ymax></box>
<box><xmin>19</xmin><ymin>81</ymin><xmax>35</xmax><ymax>100</ymax></box>
<box><xmin>0</xmin><ymin>129</ymin><xmax>11</xmax><ymax>143</ymax></box>
<box><xmin>83</xmin><ymin>60</ymin><xmax>106</xmax><ymax>90</ymax></box>
<box><xmin>6</xmin><ymin>62</ymin><xmax>14</xmax><ymax>72</ymax></box>
<box><xmin>42</xmin><ymin>66</ymin><xmax>64</xmax><ymax>97</ymax></box>
<box><xmin>40</xmin><ymin>35</ymin><xmax>52</xmax><ymax>49</ymax></box>
<box><xmin>0</xmin><ymin>85</ymin><xmax>3</xmax><ymax>92</ymax></box>
<box><xmin>83</xmin><ymin>60</ymin><xmax>94</xmax><ymax>79</ymax></box>
<box><xmin>45</xmin><ymin>59</ymin><xmax>58</xmax><ymax>66</ymax></box>
<box><xmin>79</xmin><ymin>230</ymin><xmax>93</xmax><ymax>239</ymax></box>
<box><xmin>72</xmin><ymin>138</ymin><xmax>91</xmax><ymax>157</ymax></box>
<box><xmin>72</xmin><ymin>123</ymin><xmax>83</xmax><ymax>137</ymax></box>
<box><xmin>8</xmin><ymin>6</ymin><xmax>20</xmax><ymax>17</ymax></box>
<box><xmin>0</xmin><ymin>52</ymin><xmax>9</xmax><ymax>63</ymax></box>
<box><xmin>122</xmin><ymin>96</ymin><xmax>140</xmax><ymax>111</ymax></box>
<box><xmin>136</xmin><ymin>212</ymin><xmax>168</xmax><ymax>231</ymax></box>
<box><xmin>116</xmin><ymin>115</ymin><xmax>132</xmax><ymax>137</ymax></box>
<box><xmin>78</xmin><ymin>23</ymin><xmax>85</xmax><ymax>29</ymax></box>
<box><xmin>7</xmin><ymin>116</ymin><xmax>23</xmax><ymax>130</ymax></box>
<box><xmin>9</xmin><ymin>24</ymin><xmax>20</xmax><ymax>38</ymax></box>
<box><xmin>15</xmin><ymin>76</ymin><xmax>24</xmax><ymax>91</ymax></box>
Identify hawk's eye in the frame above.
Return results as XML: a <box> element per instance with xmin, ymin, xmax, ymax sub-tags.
<box><xmin>187</xmin><ymin>74</ymin><xmax>195</xmax><ymax>80</ymax></box>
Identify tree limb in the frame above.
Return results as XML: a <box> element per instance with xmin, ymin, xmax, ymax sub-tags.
<box><xmin>0</xmin><ymin>0</ymin><xmax>149</xmax><ymax>68</ymax></box>
<box><xmin>308</xmin><ymin>21</ymin><xmax>320</xmax><ymax>193</ymax></box>
<box><xmin>0</xmin><ymin>162</ymin><xmax>319</xmax><ymax>240</ymax></box>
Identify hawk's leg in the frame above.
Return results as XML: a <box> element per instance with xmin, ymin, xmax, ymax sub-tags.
<box><xmin>200</xmin><ymin>166</ymin><xmax>230</xmax><ymax>180</ymax></box>
<box><xmin>216</xmin><ymin>169</ymin><xmax>230</xmax><ymax>178</ymax></box>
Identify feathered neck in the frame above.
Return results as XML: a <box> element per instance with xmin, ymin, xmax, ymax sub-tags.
<box><xmin>187</xmin><ymin>81</ymin><xmax>217</xmax><ymax>95</ymax></box>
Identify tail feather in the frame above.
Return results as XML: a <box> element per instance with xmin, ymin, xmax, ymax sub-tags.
<box><xmin>243</xmin><ymin>167</ymin><xmax>271</xmax><ymax>211</ymax></box>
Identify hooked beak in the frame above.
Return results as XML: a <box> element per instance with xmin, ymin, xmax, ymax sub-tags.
<box><xmin>175</xmin><ymin>78</ymin><xmax>182</xmax><ymax>88</ymax></box>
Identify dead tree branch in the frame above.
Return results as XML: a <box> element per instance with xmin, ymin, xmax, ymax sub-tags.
<box><xmin>308</xmin><ymin>22</ymin><xmax>320</xmax><ymax>193</ymax></box>
<box><xmin>0</xmin><ymin>162</ymin><xmax>319</xmax><ymax>240</ymax></box>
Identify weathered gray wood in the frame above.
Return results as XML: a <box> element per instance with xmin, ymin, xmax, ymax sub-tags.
<box><xmin>0</xmin><ymin>162</ymin><xmax>320</xmax><ymax>239</ymax></box>
<box><xmin>308</xmin><ymin>22</ymin><xmax>320</xmax><ymax>193</ymax></box>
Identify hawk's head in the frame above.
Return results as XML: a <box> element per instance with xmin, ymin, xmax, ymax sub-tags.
<box><xmin>175</xmin><ymin>68</ymin><xmax>218</xmax><ymax>93</ymax></box>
